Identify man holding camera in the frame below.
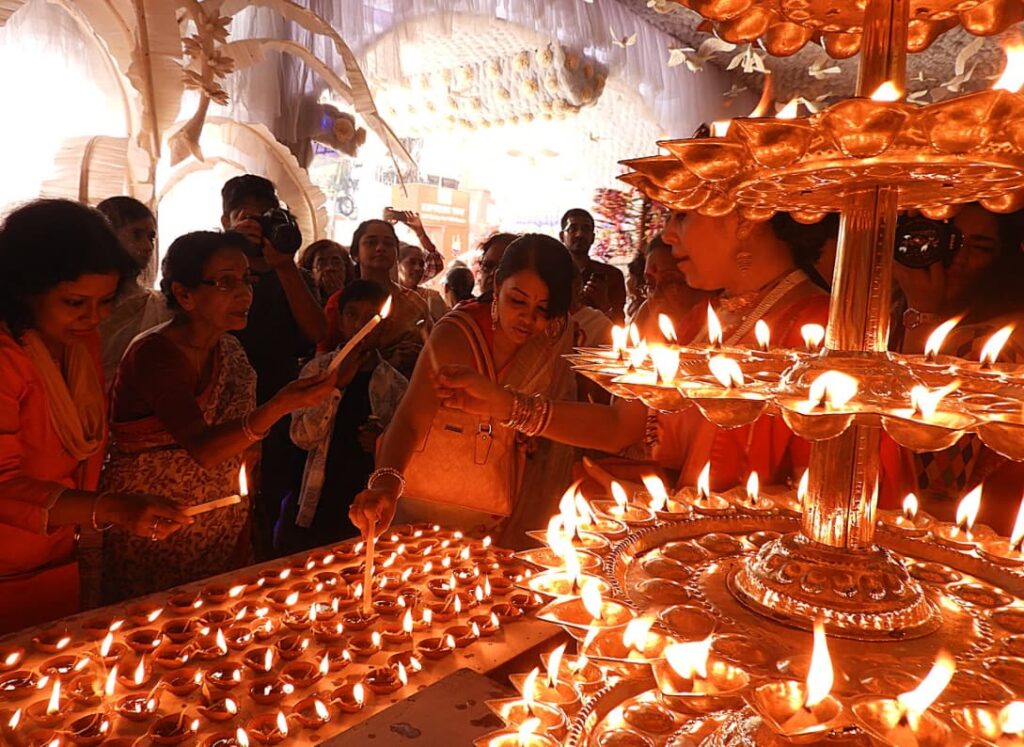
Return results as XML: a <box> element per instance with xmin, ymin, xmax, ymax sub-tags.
<box><xmin>221</xmin><ymin>175</ymin><xmax>326</xmax><ymax>558</ymax></box>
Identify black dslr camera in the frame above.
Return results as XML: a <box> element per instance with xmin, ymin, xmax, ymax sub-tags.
<box><xmin>894</xmin><ymin>215</ymin><xmax>963</xmax><ymax>268</ymax></box>
<box><xmin>254</xmin><ymin>207</ymin><xmax>302</xmax><ymax>256</ymax></box>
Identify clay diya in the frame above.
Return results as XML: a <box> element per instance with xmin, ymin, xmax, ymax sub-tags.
<box><xmin>349</xmin><ymin>631</ymin><xmax>383</xmax><ymax>660</ymax></box>
<box><xmin>197</xmin><ymin>696</ymin><xmax>240</xmax><ymax>723</ymax></box>
<box><xmin>280</xmin><ymin>659</ymin><xmax>323</xmax><ymax>689</ymax></box>
<box><xmin>363</xmin><ymin>664</ymin><xmax>409</xmax><ymax>695</ymax></box>
<box><xmin>126</xmin><ymin>629</ymin><xmax>164</xmax><ymax>655</ymax></box>
<box><xmin>274</xmin><ymin>635</ymin><xmax>309</xmax><ymax>661</ymax></box>
<box><xmin>330</xmin><ymin>682</ymin><xmax>367</xmax><ymax>714</ymax></box>
<box><xmin>0</xmin><ymin>671</ymin><xmax>39</xmax><ymax>703</ymax></box>
<box><xmin>205</xmin><ymin>663</ymin><xmax>243</xmax><ymax>691</ymax></box>
<box><xmin>161</xmin><ymin>618</ymin><xmax>199</xmax><ymax>644</ymax></box>
<box><xmin>243</xmin><ymin>647</ymin><xmax>277</xmax><ymax>675</ymax></box>
<box><xmin>317</xmin><ymin>647</ymin><xmax>352</xmax><ymax>674</ymax></box>
<box><xmin>248</xmin><ymin>677</ymin><xmax>294</xmax><ymax>707</ymax></box>
<box><xmin>164</xmin><ymin>668</ymin><xmax>203</xmax><ymax>697</ymax></box>
<box><xmin>292</xmin><ymin>696</ymin><xmax>332</xmax><ymax>729</ymax></box>
<box><xmin>148</xmin><ymin>713</ymin><xmax>201</xmax><ymax>745</ymax></box>
<box><xmin>115</xmin><ymin>692</ymin><xmax>159</xmax><ymax>722</ymax></box>
<box><xmin>31</xmin><ymin>628</ymin><xmax>73</xmax><ymax>655</ymax></box>
<box><xmin>66</xmin><ymin>712</ymin><xmax>112</xmax><ymax>746</ymax></box>
<box><xmin>415</xmin><ymin>634</ymin><xmax>456</xmax><ymax>661</ymax></box>
<box><xmin>223</xmin><ymin>625</ymin><xmax>253</xmax><ymax>651</ymax></box>
<box><xmin>246</xmin><ymin>711</ymin><xmax>291</xmax><ymax>745</ymax></box>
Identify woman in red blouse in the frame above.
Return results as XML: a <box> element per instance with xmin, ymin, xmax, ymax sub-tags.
<box><xmin>0</xmin><ymin>200</ymin><xmax>191</xmax><ymax>634</ymax></box>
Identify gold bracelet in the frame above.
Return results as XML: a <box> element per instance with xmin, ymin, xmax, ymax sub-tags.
<box><xmin>91</xmin><ymin>492</ymin><xmax>113</xmax><ymax>532</ymax></box>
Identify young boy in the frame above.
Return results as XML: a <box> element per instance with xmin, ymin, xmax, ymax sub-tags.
<box><xmin>281</xmin><ymin>280</ymin><xmax>408</xmax><ymax>552</ymax></box>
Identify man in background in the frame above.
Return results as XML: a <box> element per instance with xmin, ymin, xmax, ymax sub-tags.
<box><xmin>560</xmin><ymin>208</ymin><xmax>626</xmax><ymax>324</ymax></box>
<box><xmin>221</xmin><ymin>174</ymin><xmax>325</xmax><ymax>559</ymax></box>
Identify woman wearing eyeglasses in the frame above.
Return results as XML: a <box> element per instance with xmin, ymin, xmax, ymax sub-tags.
<box><xmin>101</xmin><ymin>231</ymin><xmax>338</xmax><ymax>601</ymax></box>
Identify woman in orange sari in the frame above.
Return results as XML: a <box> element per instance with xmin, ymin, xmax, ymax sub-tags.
<box><xmin>0</xmin><ymin>200</ymin><xmax>190</xmax><ymax>633</ymax></box>
<box><xmin>419</xmin><ymin>210</ymin><xmax>833</xmax><ymax>507</ymax></box>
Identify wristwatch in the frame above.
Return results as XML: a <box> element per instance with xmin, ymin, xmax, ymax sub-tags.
<box><xmin>902</xmin><ymin>307</ymin><xmax>941</xmax><ymax>330</ymax></box>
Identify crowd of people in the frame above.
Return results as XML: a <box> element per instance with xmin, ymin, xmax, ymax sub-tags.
<box><xmin>2</xmin><ymin>168</ymin><xmax>1023</xmax><ymax>634</ymax></box>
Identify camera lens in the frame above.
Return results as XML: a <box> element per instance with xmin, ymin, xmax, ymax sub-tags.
<box><xmin>894</xmin><ymin>217</ymin><xmax>955</xmax><ymax>269</ymax></box>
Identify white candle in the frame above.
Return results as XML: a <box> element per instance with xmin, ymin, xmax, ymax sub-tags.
<box><xmin>328</xmin><ymin>296</ymin><xmax>392</xmax><ymax>373</ymax></box>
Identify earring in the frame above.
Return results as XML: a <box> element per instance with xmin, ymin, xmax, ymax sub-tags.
<box><xmin>545</xmin><ymin>317</ymin><xmax>566</xmax><ymax>342</ymax></box>
<box><xmin>735</xmin><ymin>250</ymin><xmax>753</xmax><ymax>273</ymax></box>
<box><xmin>491</xmin><ymin>295</ymin><xmax>499</xmax><ymax>331</ymax></box>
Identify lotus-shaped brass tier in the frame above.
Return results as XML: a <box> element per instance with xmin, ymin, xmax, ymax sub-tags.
<box><xmin>620</xmin><ymin>89</ymin><xmax>1024</xmax><ymax>220</ymax></box>
<box><xmin>667</xmin><ymin>0</ymin><xmax>1024</xmax><ymax>57</ymax></box>
<box><xmin>573</xmin><ymin>344</ymin><xmax>1024</xmax><ymax>460</ymax></box>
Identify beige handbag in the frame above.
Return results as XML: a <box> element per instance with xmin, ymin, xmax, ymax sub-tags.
<box><xmin>401</xmin><ymin>310</ymin><xmax>521</xmax><ymax>516</ymax></box>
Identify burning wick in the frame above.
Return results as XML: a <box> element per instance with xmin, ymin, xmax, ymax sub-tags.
<box><xmin>894</xmin><ymin>652</ymin><xmax>956</xmax><ymax>731</ymax></box>
<box><xmin>870</xmin><ymin>81</ymin><xmax>902</xmax><ymax>101</ymax></box>
<box><xmin>641</xmin><ymin>474</ymin><xmax>669</xmax><ymax>513</ymax></box>
<box><xmin>801</xmin><ymin>324</ymin><xmax>825</xmax><ymax>353</ymax></box>
<box><xmin>611</xmin><ymin>325</ymin><xmax>627</xmax><ymax>361</ymax></box>
<box><xmin>708</xmin><ymin>355</ymin><xmax>743</xmax><ymax>389</ymax></box>
<box><xmin>923</xmin><ymin>317</ymin><xmax>960</xmax><ymax>362</ymax></box>
<box><xmin>755</xmin><ymin>320</ymin><xmax>770</xmax><ymax>352</ymax></box>
<box><xmin>903</xmin><ymin>493</ymin><xmax>918</xmax><ymax>522</ymax></box>
<box><xmin>807</xmin><ymin>371</ymin><xmax>858</xmax><ymax>411</ymax></box>
<box><xmin>710</xmin><ymin>119</ymin><xmax>731</xmax><ymax>137</ymax></box>
<box><xmin>954</xmin><ymin>485</ymin><xmax>982</xmax><ymax>541</ymax></box>
<box><xmin>994</xmin><ymin>43</ymin><xmax>1024</xmax><ymax>92</ymax></box>
<box><xmin>746</xmin><ymin>472</ymin><xmax>760</xmax><ymax>507</ymax></box>
<box><xmin>980</xmin><ymin>325</ymin><xmax>1014</xmax><ymax>369</ymax></box>
<box><xmin>1009</xmin><ymin>496</ymin><xmax>1024</xmax><ymax>554</ymax></box>
<box><xmin>776</xmin><ymin>98</ymin><xmax>800</xmax><ymax>119</ymax></box>
<box><xmin>658</xmin><ymin>314</ymin><xmax>677</xmax><ymax>344</ymax></box>
<box><xmin>649</xmin><ymin>344</ymin><xmax>680</xmax><ymax>385</ymax></box>
<box><xmin>696</xmin><ymin>462</ymin><xmax>711</xmax><ymax>506</ymax></box>
<box><xmin>329</xmin><ymin>296</ymin><xmax>392</xmax><ymax>373</ymax></box>
<box><xmin>707</xmin><ymin>305</ymin><xmax>723</xmax><ymax>348</ymax></box>
<box><xmin>909</xmin><ymin>381</ymin><xmax>960</xmax><ymax>420</ymax></box>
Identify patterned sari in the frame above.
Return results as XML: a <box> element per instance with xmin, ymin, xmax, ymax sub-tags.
<box><xmin>100</xmin><ymin>333</ymin><xmax>255</xmax><ymax>602</ymax></box>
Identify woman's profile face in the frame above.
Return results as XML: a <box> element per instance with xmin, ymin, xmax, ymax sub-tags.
<box><xmin>175</xmin><ymin>247</ymin><xmax>253</xmax><ymax>332</ymax></box>
<box><xmin>946</xmin><ymin>205</ymin><xmax>1003</xmax><ymax>309</ymax></box>
<box><xmin>662</xmin><ymin>211</ymin><xmax>739</xmax><ymax>291</ymax></box>
<box><xmin>357</xmin><ymin>223</ymin><xmax>398</xmax><ymax>274</ymax></box>
<box><xmin>398</xmin><ymin>247</ymin><xmax>426</xmax><ymax>289</ymax></box>
<box><xmin>496</xmin><ymin>269</ymin><xmax>550</xmax><ymax>345</ymax></box>
<box><xmin>29</xmin><ymin>272</ymin><xmax>120</xmax><ymax>347</ymax></box>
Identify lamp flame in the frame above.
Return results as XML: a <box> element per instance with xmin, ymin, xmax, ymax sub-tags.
<box><xmin>910</xmin><ymin>381</ymin><xmax>960</xmax><ymax>420</ymax></box>
<box><xmin>649</xmin><ymin>344</ymin><xmax>680</xmax><ymax>383</ymax></box>
<box><xmin>642</xmin><ymin>475</ymin><xmax>669</xmax><ymax>512</ymax></box>
<box><xmin>628</xmin><ymin>323</ymin><xmax>640</xmax><ymax>347</ymax></box>
<box><xmin>1000</xmin><ymin>701</ymin><xmax>1024</xmax><ymax>735</ymax></box>
<box><xmin>621</xmin><ymin>616</ymin><xmax>655</xmax><ymax>652</ymax></box>
<box><xmin>896</xmin><ymin>652</ymin><xmax>955</xmax><ymax>730</ymax></box>
<box><xmin>664</xmin><ymin>637</ymin><xmax>712</xmax><ymax>680</ymax></box>
<box><xmin>402</xmin><ymin>609</ymin><xmax>414</xmax><ymax>635</ymax></box>
<box><xmin>263</xmin><ymin>648</ymin><xmax>273</xmax><ymax>672</ymax></box>
<box><xmin>518</xmin><ymin>717</ymin><xmax>542</xmax><ymax>741</ymax></box>
<box><xmin>808</xmin><ymin>370</ymin><xmax>858</xmax><ymax>410</ymax></box>
<box><xmin>314</xmin><ymin>699</ymin><xmax>330</xmax><ymax>721</ymax></box>
<box><xmin>658</xmin><ymin>314</ymin><xmax>677</xmax><ymax>343</ymax></box>
<box><xmin>804</xmin><ymin>618</ymin><xmax>833</xmax><ymax>708</ymax></box>
<box><xmin>45</xmin><ymin>679</ymin><xmax>61</xmax><ymax>715</ymax></box>
<box><xmin>397</xmin><ymin>662</ymin><xmax>408</xmax><ymax>687</ymax></box>
<box><xmin>708</xmin><ymin>355</ymin><xmax>744</xmax><ymax>388</ymax></box>
<box><xmin>237</xmin><ymin>728</ymin><xmax>249</xmax><ymax>747</ymax></box>
<box><xmin>746</xmin><ymin>471</ymin><xmax>760</xmax><ymax>503</ymax></box>
<box><xmin>710</xmin><ymin>119</ymin><xmax>731</xmax><ymax>137</ymax></box>
<box><xmin>776</xmin><ymin>98</ymin><xmax>800</xmax><ymax>119</ymax></box>
<box><xmin>546</xmin><ymin>643</ymin><xmax>566</xmax><ymax>688</ymax></box>
<box><xmin>956</xmin><ymin>485</ymin><xmax>982</xmax><ymax>533</ymax></box>
<box><xmin>627</xmin><ymin>339</ymin><xmax>649</xmax><ymax>369</ymax></box>
<box><xmin>1010</xmin><ymin>497</ymin><xmax>1024</xmax><ymax>550</ymax></box>
<box><xmin>902</xmin><ymin>493</ymin><xmax>919</xmax><ymax>521</ymax></box>
<box><xmin>380</xmin><ymin>296</ymin><xmax>393</xmax><ymax>319</ymax></box>
<box><xmin>801</xmin><ymin>323</ymin><xmax>825</xmax><ymax>352</ymax></box>
<box><xmin>7</xmin><ymin>709</ymin><xmax>20</xmax><ymax>730</ymax></box>
<box><xmin>798</xmin><ymin>469</ymin><xmax>809</xmax><ymax>502</ymax></box>
<box><xmin>994</xmin><ymin>44</ymin><xmax>1024</xmax><ymax>92</ymax></box>
<box><xmin>100</xmin><ymin>633</ymin><xmax>113</xmax><ymax>658</ymax></box>
<box><xmin>103</xmin><ymin>666</ymin><xmax>118</xmax><ymax>697</ymax></box>
<box><xmin>522</xmin><ymin>668</ymin><xmax>539</xmax><ymax>710</ymax></box>
<box><xmin>216</xmin><ymin>629</ymin><xmax>228</xmax><ymax>655</ymax></box>
<box><xmin>870</xmin><ymin>81</ymin><xmax>902</xmax><ymax>101</ymax></box>
<box><xmin>697</xmin><ymin>461</ymin><xmax>711</xmax><ymax>502</ymax></box>
<box><xmin>133</xmin><ymin>657</ymin><xmax>146</xmax><ymax>686</ymax></box>
<box><xmin>610</xmin><ymin>481</ymin><xmax>629</xmax><ymax>511</ymax></box>
<box><xmin>611</xmin><ymin>325</ymin><xmax>627</xmax><ymax>355</ymax></box>
<box><xmin>225</xmin><ymin>698</ymin><xmax>237</xmax><ymax>715</ymax></box>
<box><xmin>238</xmin><ymin>465</ymin><xmax>248</xmax><ymax>497</ymax></box>
<box><xmin>706</xmin><ymin>305</ymin><xmax>723</xmax><ymax>346</ymax></box>
<box><xmin>275</xmin><ymin>711</ymin><xmax>288</xmax><ymax>736</ymax></box>
<box><xmin>924</xmin><ymin>317</ymin><xmax>961</xmax><ymax>358</ymax></box>
<box><xmin>980</xmin><ymin>325</ymin><xmax>1014</xmax><ymax>365</ymax></box>
<box><xmin>581</xmin><ymin>581</ymin><xmax>604</xmax><ymax>621</ymax></box>
<box><xmin>755</xmin><ymin>320</ymin><xmax>770</xmax><ymax>350</ymax></box>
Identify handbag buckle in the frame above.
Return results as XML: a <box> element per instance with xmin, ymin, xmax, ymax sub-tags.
<box><xmin>478</xmin><ymin>423</ymin><xmax>493</xmax><ymax>438</ymax></box>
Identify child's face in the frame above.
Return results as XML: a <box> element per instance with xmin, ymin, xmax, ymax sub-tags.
<box><xmin>340</xmin><ymin>299</ymin><xmax>380</xmax><ymax>341</ymax></box>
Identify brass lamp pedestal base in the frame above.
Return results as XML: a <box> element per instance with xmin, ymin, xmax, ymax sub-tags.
<box><xmin>729</xmin><ymin>533</ymin><xmax>941</xmax><ymax>640</ymax></box>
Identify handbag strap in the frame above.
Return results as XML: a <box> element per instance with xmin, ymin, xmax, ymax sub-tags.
<box><xmin>437</xmin><ymin>310</ymin><xmax>498</xmax><ymax>383</ymax></box>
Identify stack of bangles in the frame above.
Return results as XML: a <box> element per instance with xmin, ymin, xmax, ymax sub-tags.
<box><xmin>241</xmin><ymin>411</ymin><xmax>268</xmax><ymax>442</ymax></box>
<box><xmin>501</xmin><ymin>388</ymin><xmax>552</xmax><ymax>437</ymax></box>
<box><xmin>368</xmin><ymin>467</ymin><xmax>406</xmax><ymax>496</ymax></box>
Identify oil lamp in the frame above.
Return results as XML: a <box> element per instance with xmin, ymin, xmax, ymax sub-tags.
<box><xmin>280</xmin><ymin>659</ymin><xmax>323</xmax><ymax>689</ymax></box>
<box><xmin>536</xmin><ymin>580</ymin><xmax>634</xmax><ymax>633</ymax></box>
<box><xmin>149</xmin><ymin>713</ymin><xmax>201</xmax><ymax>745</ymax></box>
<box><xmin>728</xmin><ymin>470</ymin><xmax>774</xmax><ymax>512</ymax></box>
<box><xmin>66</xmin><ymin>711</ymin><xmax>111</xmax><ymax>746</ymax></box>
<box><xmin>592</xmin><ymin>481</ymin><xmax>654</xmax><ymax>526</ymax></box>
<box><xmin>248</xmin><ymin>676</ymin><xmax>294</xmax><ymax>707</ymax></box>
<box><xmin>801</xmin><ymin>323</ymin><xmax>825</xmax><ymax>353</ymax></box>
<box><xmin>205</xmin><ymin>664</ymin><xmax>243</xmax><ymax>692</ymax></box>
<box><xmin>415</xmin><ymin>634</ymin><xmax>456</xmax><ymax>661</ymax></box>
<box><xmin>475</xmin><ymin>716</ymin><xmax>560</xmax><ymax>747</ymax></box>
<box><xmin>750</xmin><ymin>619</ymin><xmax>846</xmax><ymax>740</ymax></box>
<box><xmin>292</xmin><ymin>696</ymin><xmax>332</xmax><ymax>729</ymax></box>
<box><xmin>162</xmin><ymin>618</ymin><xmax>199</xmax><ymax>644</ymax></box>
<box><xmin>879</xmin><ymin>493</ymin><xmax>931</xmax><ymax>537</ymax></box>
<box><xmin>202</xmin><ymin>727</ymin><xmax>250</xmax><ymax>747</ymax></box>
<box><xmin>245</xmin><ymin>711</ymin><xmax>289</xmax><ymax>745</ymax></box>
<box><xmin>654</xmin><ymin>636</ymin><xmax>749</xmax><ymax>714</ymax></box>
<box><xmin>26</xmin><ymin>678</ymin><xmax>66</xmax><ymax>727</ymax></box>
<box><xmin>364</xmin><ymin>662</ymin><xmax>409</xmax><ymax>695</ymax></box>
<box><xmin>953</xmin><ymin>699</ymin><xmax>1024</xmax><ymax>746</ymax></box>
<box><xmin>486</xmin><ymin>668</ymin><xmax>569</xmax><ymax>739</ymax></box>
<box><xmin>317</xmin><ymin>647</ymin><xmax>351</xmax><ymax>674</ymax></box>
<box><xmin>330</xmin><ymin>682</ymin><xmax>366</xmax><ymax>714</ymax></box>
<box><xmin>676</xmin><ymin>462</ymin><xmax>730</xmax><ymax>514</ymax></box>
<box><xmin>349</xmin><ymin>631</ymin><xmax>383</xmax><ymax>659</ymax></box>
<box><xmin>852</xmin><ymin>652</ymin><xmax>956</xmax><ymax>746</ymax></box>
<box><xmin>273</xmin><ymin>634</ymin><xmax>309</xmax><ymax>661</ymax></box>
<box><xmin>980</xmin><ymin>496</ymin><xmax>1024</xmax><ymax>565</ymax></box>
<box><xmin>509</xmin><ymin>654</ymin><xmax>581</xmax><ymax>715</ymax></box>
<box><xmin>197</xmin><ymin>696</ymin><xmax>239</xmax><ymax>724</ymax></box>
<box><xmin>933</xmin><ymin>485</ymin><xmax>984</xmax><ymax>549</ymax></box>
<box><xmin>31</xmin><ymin>628</ymin><xmax>72</xmax><ymax>655</ymax></box>
<box><xmin>116</xmin><ymin>656</ymin><xmax>153</xmax><ymax>690</ymax></box>
<box><xmin>755</xmin><ymin>319</ymin><xmax>770</xmax><ymax>352</ymax></box>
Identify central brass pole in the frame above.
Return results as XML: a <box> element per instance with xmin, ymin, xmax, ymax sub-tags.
<box><xmin>801</xmin><ymin>0</ymin><xmax>908</xmax><ymax>550</ymax></box>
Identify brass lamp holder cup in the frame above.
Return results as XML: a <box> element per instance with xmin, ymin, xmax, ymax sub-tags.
<box><xmin>535</xmin><ymin>596</ymin><xmax>635</xmax><ymax>634</ymax></box>
<box><xmin>522</xmin><ymin>571</ymin><xmax>611</xmax><ymax>599</ymax></box>
<box><xmin>850</xmin><ymin>696</ymin><xmax>963</xmax><ymax>747</ymax></box>
<box><xmin>748</xmin><ymin>680</ymin><xmax>848</xmax><ymax>743</ymax></box>
<box><xmin>652</xmin><ymin>656</ymin><xmax>750</xmax><ymax>714</ymax></box>
<box><xmin>951</xmin><ymin>701</ymin><xmax>1024</xmax><ymax>746</ymax></box>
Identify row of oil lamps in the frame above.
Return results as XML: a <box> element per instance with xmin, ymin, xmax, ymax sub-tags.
<box><xmin>573</xmin><ymin>310</ymin><xmax>1024</xmax><ymax>459</ymax></box>
<box><xmin>476</xmin><ymin>472</ymin><xmax>1024</xmax><ymax>746</ymax></box>
<box><xmin>0</xmin><ymin>526</ymin><xmax>544</xmax><ymax>746</ymax></box>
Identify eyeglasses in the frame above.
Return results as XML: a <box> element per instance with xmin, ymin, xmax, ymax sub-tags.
<box><xmin>198</xmin><ymin>274</ymin><xmax>258</xmax><ymax>292</ymax></box>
